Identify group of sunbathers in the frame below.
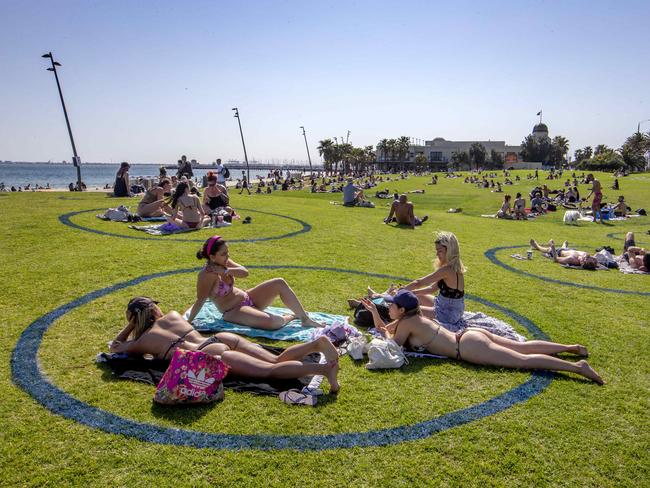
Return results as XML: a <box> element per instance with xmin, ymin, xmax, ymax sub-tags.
<box><xmin>110</xmin><ymin>231</ymin><xmax>605</xmax><ymax>395</ymax></box>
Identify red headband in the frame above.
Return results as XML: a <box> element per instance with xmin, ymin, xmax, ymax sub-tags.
<box><xmin>206</xmin><ymin>235</ymin><xmax>221</xmax><ymax>256</ymax></box>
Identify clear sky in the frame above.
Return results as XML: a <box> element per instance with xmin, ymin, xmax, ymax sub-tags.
<box><xmin>1</xmin><ymin>0</ymin><xmax>648</xmax><ymax>164</ymax></box>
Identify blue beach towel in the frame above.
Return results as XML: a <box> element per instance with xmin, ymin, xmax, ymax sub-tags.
<box><xmin>185</xmin><ymin>301</ymin><xmax>349</xmax><ymax>341</ymax></box>
<box><xmin>128</xmin><ymin>222</ymin><xmax>200</xmax><ymax>235</ymax></box>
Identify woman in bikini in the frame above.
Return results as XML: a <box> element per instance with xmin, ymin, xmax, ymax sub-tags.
<box><xmin>361</xmin><ymin>290</ymin><xmax>603</xmax><ymax>384</ymax></box>
<box><xmin>584</xmin><ymin>174</ymin><xmax>603</xmax><ymax>223</ymax></box>
<box><xmin>186</xmin><ymin>236</ymin><xmax>323</xmax><ymax>330</ymax></box>
<box><xmin>110</xmin><ymin>297</ymin><xmax>340</xmax><ymax>392</ymax></box>
<box><xmin>530</xmin><ymin>239</ymin><xmax>599</xmax><ymax>270</ymax></box>
<box><xmin>137</xmin><ymin>178</ymin><xmax>172</xmax><ymax>218</ymax></box>
<box><xmin>202</xmin><ymin>172</ymin><xmax>233</xmax><ymax>215</ymax></box>
<box><xmin>164</xmin><ymin>181</ymin><xmax>210</xmax><ymax>229</ymax></box>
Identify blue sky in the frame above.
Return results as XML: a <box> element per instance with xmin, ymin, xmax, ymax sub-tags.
<box><xmin>1</xmin><ymin>0</ymin><xmax>648</xmax><ymax>163</ymax></box>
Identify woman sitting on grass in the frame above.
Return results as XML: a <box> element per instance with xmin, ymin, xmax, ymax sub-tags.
<box><xmin>137</xmin><ymin>178</ymin><xmax>172</xmax><ymax>218</ymax></box>
<box><xmin>110</xmin><ymin>297</ymin><xmax>340</xmax><ymax>392</ymax></box>
<box><xmin>361</xmin><ymin>290</ymin><xmax>603</xmax><ymax>384</ymax></box>
<box><xmin>530</xmin><ymin>239</ymin><xmax>599</xmax><ymax>270</ymax></box>
<box><xmin>496</xmin><ymin>194</ymin><xmax>513</xmax><ymax>219</ymax></box>
<box><xmin>187</xmin><ymin>236</ymin><xmax>323</xmax><ymax>330</ymax></box>
<box><xmin>164</xmin><ymin>181</ymin><xmax>210</xmax><ymax>229</ymax></box>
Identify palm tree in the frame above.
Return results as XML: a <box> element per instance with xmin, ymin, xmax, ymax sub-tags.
<box><xmin>397</xmin><ymin>136</ymin><xmax>411</xmax><ymax>170</ymax></box>
<box><xmin>386</xmin><ymin>139</ymin><xmax>397</xmax><ymax>163</ymax></box>
<box><xmin>552</xmin><ymin>135</ymin><xmax>569</xmax><ymax>165</ymax></box>
<box><xmin>377</xmin><ymin>139</ymin><xmax>389</xmax><ymax>162</ymax></box>
<box><xmin>317</xmin><ymin>139</ymin><xmax>335</xmax><ymax>174</ymax></box>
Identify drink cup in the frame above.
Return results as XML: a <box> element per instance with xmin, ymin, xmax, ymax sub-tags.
<box><xmin>527</xmin><ymin>250</ymin><xmax>533</xmax><ymax>260</ymax></box>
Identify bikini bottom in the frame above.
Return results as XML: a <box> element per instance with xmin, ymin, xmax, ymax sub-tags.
<box><xmin>455</xmin><ymin>329</ymin><xmax>471</xmax><ymax>360</ymax></box>
<box><xmin>198</xmin><ymin>336</ymin><xmax>222</xmax><ymax>350</ymax></box>
<box><xmin>222</xmin><ymin>293</ymin><xmax>255</xmax><ymax>314</ymax></box>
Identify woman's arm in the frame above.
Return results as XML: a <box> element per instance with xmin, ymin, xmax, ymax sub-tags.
<box><xmin>225</xmin><ymin>259</ymin><xmax>249</xmax><ymax>278</ymax></box>
<box><xmin>387</xmin><ymin>320</ymin><xmax>411</xmax><ymax>346</ymax></box>
<box><xmin>360</xmin><ymin>298</ymin><xmax>390</xmax><ymax>332</ymax></box>
<box><xmin>402</xmin><ymin>268</ymin><xmax>447</xmax><ymax>291</ymax></box>
<box><xmin>124</xmin><ymin>172</ymin><xmax>132</xmax><ymax>197</ymax></box>
<box><xmin>187</xmin><ymin>273</ymin><xmax>215</xmax><ymax>323</ymax></box>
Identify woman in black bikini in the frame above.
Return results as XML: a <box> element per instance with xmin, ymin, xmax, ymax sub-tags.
<box><xmin>202</xmin><ymin>172</ymin><xmax>232</xmax><ymax>213</ymax></box>
<box><xmin>109</xmin><ymin>297</ymin><xmax>340</xmax><ymax>392</ymax></box>
<box><xmin>360</xmin><ymin>290</ymin><xmax>603</xmax><ymax>384</ymax></box>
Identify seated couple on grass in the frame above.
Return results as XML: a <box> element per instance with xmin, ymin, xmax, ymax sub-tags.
<box><xmin>186</xmin><ymin>236</ymin><xmax>324</xmax><ymax>330</ymax></box>
<box><xmin>109</xmin><ymin>297</ymin><xmax>340</xmax><ymax>393</ymax></box>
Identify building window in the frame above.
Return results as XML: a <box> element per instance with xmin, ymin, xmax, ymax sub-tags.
<box><xmin>430</xmin><ymin>151</ymin><xmax>443</xmax><ymax>162</ymax></box>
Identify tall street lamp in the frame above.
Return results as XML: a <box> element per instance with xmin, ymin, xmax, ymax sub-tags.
<box><xmin>232</xmin><ymin>107</ymin><xmax>250</xmax><ymax>183</ymax></box>
<box><xmin>299</xmin><ymin>126</ymin><xmax>313</xmax><ymax>175</ymax></box>
<box><xmin>41</xmin><ymin>52</ymin><xmax>83</xmax><ymax>191</ymax></box>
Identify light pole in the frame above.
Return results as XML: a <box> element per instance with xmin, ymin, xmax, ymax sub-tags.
<box><xmin>300</xmin><ymin>126</ymin><xmax>313</xmax><ymax>175</ymax></box>
<box><xmin>232</xmin><ymin>107</ymin><xmax>250</xmax><ymax>183</ymax></box>
<box><xmin>41</xmin><ymin>52</ymin><xmax>82</xmax><ymax>191</ymax></box>
<box><xmin>637</xmin><ymin>119</ymin><xmax>650</xmax><ymax>134</ymax></box>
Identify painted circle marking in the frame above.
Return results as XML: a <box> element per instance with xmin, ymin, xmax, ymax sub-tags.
<box><xmin>12</xmin><ymin>265</ymin><xmax>553</xmax><ymax>450</ymax></box>
<box><xmin>485</xmin><ymin>245</ymin><xmax>650</xmax><ymax>296</ymax></box>
<box><xmin>58</xmin><ymin>208</ymin><xmax>311</xmax><ymax>243</ymax></box>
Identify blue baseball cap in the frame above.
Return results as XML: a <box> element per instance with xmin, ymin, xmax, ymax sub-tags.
<box><xmin>383</xmin><ymin>289</ymin><xmax>419</xmax><ymax>311</ymax></box>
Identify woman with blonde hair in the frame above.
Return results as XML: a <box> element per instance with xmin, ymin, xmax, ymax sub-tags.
<box><xmin>398</xmin><ymin>231</ymin><xmax>467</xmax><ymax>324</ymax></box>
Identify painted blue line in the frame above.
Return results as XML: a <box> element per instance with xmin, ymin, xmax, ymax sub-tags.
<box><xmin>12</xmin><ymin>265</ymin><xmax>553</xmax><ymax>451</ymax></box>
<box><xmin>607</xmin><ymin>231</ymin><xmax>649</xmax><ymax>245</ymax></box>
<box><xmin>484</xmin><ymin>245</ymin><xmax>650</xmax><ymax>296</ymax></box>
<box><xmin>58</xmin><ymin>208</ymin><xmax>311</xmax><ymax>243</ymax></box>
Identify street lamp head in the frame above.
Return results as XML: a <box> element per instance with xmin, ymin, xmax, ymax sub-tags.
<box><xmin>53</xmin><ymin>61</ymin><xmax>61</xmax><ymax>66</ymax></box>
<box><xmin>41</xmin><ymin>53</ymin><xmax>52</xmax><ymax>58</ymax></box>
<box><xmin>47</xmin><ymin>68</ymin><xmax>54</xmax><ymax>72</ymax></box>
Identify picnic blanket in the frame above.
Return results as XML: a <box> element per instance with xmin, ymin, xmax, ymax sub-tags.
<box><xmin>186</xmin><ymin>301</ymin><xmax>353</xmax><ymax>342</ymax></box>
<box><xmin>129</xmin><ymin>222</ymin><xmax>201</xmax><ymax>235</ymax></box>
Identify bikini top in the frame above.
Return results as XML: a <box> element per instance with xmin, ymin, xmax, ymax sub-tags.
<box><xmin>438</xmin><ymin>273</ymin><xmax>464</xmax><ymax>299</ymax></box>
<box><xmin>204</xmin><ymin>264</ymin><xmax>233</xmax><ymax>297</ymax></box>
<box><xmin>163</xmin><ymin>330</ymin><xmax>193</xmax><ymax>359</ymax></box>
<box><xmin>179</xmin><ymin>196</ymin><xmax>198</xmax><ymax>210</ymax></box>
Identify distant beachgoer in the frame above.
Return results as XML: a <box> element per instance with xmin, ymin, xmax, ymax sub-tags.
<box><xmin>513</xmin><ymin>193</ymin><xmax>526</xmax><ymax>220</ymax></box>
<box><xmin>612</xmin><ymin>196</ymin><xmax>629</xmax><ymax>217</ymax></box>
<box><xmin>342</xmin><ymin>178</ymin><xmax>372</xmax><ymax>207</ymax></box>
<box><xmin>114</xmin><ymin>162</ymin><xmax>131</xmax><ymax>197</ymax></box>
<box><xmin>496</xmin><ymin>194</ymin><xmax>513</xmax><ymax>219</ymax></box>
<box><xmin>187</xmin><ymin>236</ymin><xmax>324</xmax><ymax>329</ymax></box>
<box><xmin>165</xmin><ymin>181</ymin><xmax>209</xmax><ymax>229</ymax></box>
<box><xmin>137</xmin><ymin>179</ymin><xmax>172</xmax><ymax>218</ymax></box>
<box><xmin>530</xmin><ymin>239</ymin><xmax>599</xmax><ymax>270</ymax></box>
<box><xmin>384</xmin><ymin>194</ymin><xmax>428</xmax><ymax>228</ymax></box>
<box><xmin>360</xmin><ymin>290</ymin><xmax>602</xmax><ymax>384</ymax></box>
<box><xmin>239</xmin><ymin>172</ymin><xmax>251</xmax><ymax>195</ymax></box>
<box><xmin>110</xmin><ymin>297</ymin><xmax>340</xmax><ymax>392</ymax></box>
<box><xmin>584</xmin><ymin>174</ymin><xmax>603</xmax><ymax>223</ymax></box>
<box><xmin>216</xmin><ymin>159</ymin><xmax>226</xmax><ymax>185</ymax></box>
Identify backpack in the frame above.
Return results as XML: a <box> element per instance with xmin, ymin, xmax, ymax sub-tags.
<box><xmin>353</xmin><ymin>302</ymin><xmax>391</xmax><ymax>328</ymax></box>
<box><xmin>222</xmin><ymin>166</ymin><xmax>231</xmax><ymax>179</ymax></box>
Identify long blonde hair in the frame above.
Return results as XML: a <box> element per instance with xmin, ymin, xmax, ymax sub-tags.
<box><xmin>434</xmin><ymin>231</ymin><xmax>466</xmax><ymax>274</ymax></box>
<box><xmin>129</xmin><ymin>305</ymin><xmax>157</xmax><ymax>340</ymax></box>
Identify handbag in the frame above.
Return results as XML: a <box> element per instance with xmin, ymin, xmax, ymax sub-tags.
<box><xmin>153</xmin><ymin>349</ymin><xmax>229</xmax><ymax>405</ymax></box>
<box><xmin>366</xmin><ymin>338</ymin><xmax>407</xmax><ymax>370</ymax></box>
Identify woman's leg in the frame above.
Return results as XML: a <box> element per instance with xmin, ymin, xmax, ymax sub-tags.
<box><xmin>459</xmin><ymin>331</ymin><xmax>603</xmax><ymax>384</ymax></box>
<box><xmin>467</xmin><ymin>328</ymin><xmax>588</xmax><ymax>356</ymax></box>
<box><xmin>223</xmin><ymin>305</ymin><xmax>290</xmax><ymax>330</ymax></box>
<box><xmin>247</xmin><ymin>278</ymin><xmax>322</xmax><ymax>327</ymax></box>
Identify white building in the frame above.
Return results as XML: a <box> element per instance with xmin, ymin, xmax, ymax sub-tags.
<box><xmin>402</xmin><ymin>137</ymin><xmax>522</xmax><ymax>169</ymax></box>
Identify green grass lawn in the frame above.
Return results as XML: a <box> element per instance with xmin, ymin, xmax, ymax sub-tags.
<box><xmin>1</xmin><ymin>171</ymin><xmax>649</xmax><ymax>487</ymax></box>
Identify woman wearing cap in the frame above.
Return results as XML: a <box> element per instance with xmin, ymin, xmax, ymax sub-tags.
<box><xmin>110</xmin><ymin>297</ymin><xmax>340</xmax><ymax>392</ymax></box>
<box><xmin>114</xmin><ymin>162</ymin><xmax>131</xmax><ymax>197</ymax></box>
<box><xmin>186</xmin><ymin>236</ymin><xmax>323</xmax><ymax>330</ymax></box>
<box><xmin>361</xmin><ymin>290</ymin><xmax>603</xmax><ymax>384</ymax></box>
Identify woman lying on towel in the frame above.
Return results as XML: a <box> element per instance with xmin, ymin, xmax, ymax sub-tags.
<box><xmin>110</xmin><ymin>297</ymin><xmax>340</xmax><ymax>392</ymax></box>
<box><xmin>361</xmin><ymin>290</ymin><xmax>603</xmax><ymax>384</ymax></box>
<box><xmin>530</xmin><ymin>239</ymin><xmax>599</xmax><ymax>270</ymax></box>
<box><xmin>187</xmin><ymin>236</ymin><xmax>324</xmax><ymax>330</ymax></box>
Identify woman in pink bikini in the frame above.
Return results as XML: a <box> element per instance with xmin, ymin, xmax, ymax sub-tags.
<box><xmin>361</xmin><ymin>290</ymin><xmax>604</xmax><ymax>385</ymax></box>
<box><xmin>186</xmin><ymin>236</ymin><xmax>323</xmax><ymax>330</ymax></box>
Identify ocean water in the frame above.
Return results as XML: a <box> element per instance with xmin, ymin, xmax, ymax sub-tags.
<box><xmin>0</xmin><ymin>163</ymin><xmax>304</xmax><ymax>189</ymax></box>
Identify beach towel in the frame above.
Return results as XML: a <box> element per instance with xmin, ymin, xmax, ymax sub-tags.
<box><xmin>186</xmin><ymin>301</ymin><xmax>353</xmax><ymax>341</ymax></box>
<box><xmin>129</xmin><ymin>222</ymin><xmax>200</xmax><ymax>235</ymax></box>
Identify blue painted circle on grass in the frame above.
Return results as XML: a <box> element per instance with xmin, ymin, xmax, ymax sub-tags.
<box><xmin>485</xmin><ymin>245</ymin><xmax>650</xmax><ymax>296</ymax></box>
<box><xmin>12</xmin><ymin>265</ymin><xmax>553</xmax><ymax>451</ymax></box>
<box><xmin>607</xmin><ymin>231</ymin><xmax>649</xmax><ymax>245</ymax></box>
<box><xmin>58</xmin><ymin>208</ymin><xmax>311</xmax><ymax>243</ymax></box>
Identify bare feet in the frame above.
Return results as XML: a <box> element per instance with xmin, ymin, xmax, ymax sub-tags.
<box><xmin>300</xmin><ymin>315</ymin><xmax>324</xmax><ymax>328</ymax></box>
<box><xmin>576</xmin><ymin>360</ymin><xmax>604</xmax><ymax>385</ymax></box>
<box><xmin>282</xmin><ymin>314</ymin><xmax>296</xmax><ymax>325</ymax></box>
<box><xmin>574</xmin><ymin>345</ymin><xmax>589</xmax><ymax>357</ymax></box>
<box><xmin>317</xmin><ymin>337</ymin><xmax>340</xmax><ymax>393</ymax></box>
<box><xmin>562</xmin><ymin>240</ymin><xmax>569</xmax><ymax>249</ymax></box>
<box><xmin>548</xmin><ymin>240</ymin><xmax>557</xmax><ymax>260</ymax></box>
